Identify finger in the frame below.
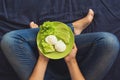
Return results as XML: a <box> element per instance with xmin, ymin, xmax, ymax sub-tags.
<box><xmin>72</xmin><ymin>43</ymin><xmax>77</xmax><ymax>53</ymax></box>
<box><xmin>73</xmin><ymin>43</ymin><xmax>77</xmax><ymax>49</ymax></box>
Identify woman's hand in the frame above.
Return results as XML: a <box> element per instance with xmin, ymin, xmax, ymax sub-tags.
<box><xmin>64</xmin><ymin>43</ymin><xmax>77</xmax><ymax>63</ymax></box>
<box><xmin>38</xmin><ymin>48</ymin><xmax>49</xmax><ymax>62</ymax></box>
<box><xmin>64</xmin><ymin>43</ymin><xmax>85</xmax><ymax>80</ymax></box>
<box><xmin>29</xmin><ymin>49</ymin><xmax>49</xmax><ymax>80</ymax></box>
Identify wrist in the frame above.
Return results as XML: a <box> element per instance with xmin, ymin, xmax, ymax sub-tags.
<box><xmin>65</xmin><ymin>58</ymin><xmax>76</xmax><ymax>65</ymax></box>
<box><xmin>38</xmin><ymin>56</ymin><xmax>49</xmax><ymax>63</ymax></box>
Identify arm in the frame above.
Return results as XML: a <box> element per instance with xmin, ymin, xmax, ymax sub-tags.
<box><xmin>29</xmin><ymin>22</ymin><xmax>48</xmax><ymax>80</ymax></box>
<box><xmin>29</xmin><ymin>53</ymin><xmax>49</xmax><ymax>80</ymax></box>
<box><xmin>65</xmin><ymin>44</ymin><xmax>85</xmax><ymax>80</ymax></box>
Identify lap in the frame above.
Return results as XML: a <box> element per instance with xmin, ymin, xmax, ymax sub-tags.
<box><xmin>1</xmin><ymin>27</ymin><xmax>119</xmax><ymax>80</ymax></box>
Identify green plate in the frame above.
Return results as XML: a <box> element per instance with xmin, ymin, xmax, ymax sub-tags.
<box><xmin>37</xmin><ymin>21</ymin><xmax>74</xmax><ymax>59</ymax></box>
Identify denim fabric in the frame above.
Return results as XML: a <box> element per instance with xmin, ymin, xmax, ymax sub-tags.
<box><xmin>1</xmin><ymin>23</ymin><xmax>119</xmax><ymax>80</ymax></box>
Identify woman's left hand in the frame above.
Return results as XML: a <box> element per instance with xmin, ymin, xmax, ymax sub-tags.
<box><xmin>37</xmin><ymin>49</ymin><xmax>49</xmax><ymax>61</ymax></box>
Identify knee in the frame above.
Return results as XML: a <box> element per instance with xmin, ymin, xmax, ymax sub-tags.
<box><xmin>101</xmin><ymin>32</ymin><xmax>119</xmax><ymax>46</ymax></box>
<box><xmin>1</xmin><ymin>31</ymin><xmax>22</xmax><ymax>50</ymax></box>
<box><xmin>99</xmin><ymin>32</ymin><xmax>119</xmax><ymax>54</ymax></box>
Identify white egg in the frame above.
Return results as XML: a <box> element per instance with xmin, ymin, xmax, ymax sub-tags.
<box><xmin>45</xmin><ymin>35</ymin><xmax>58</xmax><ymax>45</ymax></box>
<box><xmin>55</xmin><ymin>40</ymin><xmax>66</xmax><ymax>52</ymax></box>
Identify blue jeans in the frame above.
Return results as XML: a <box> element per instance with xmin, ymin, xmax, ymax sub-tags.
<box><xmin>1</xmin><ymin>24</ymin><xmax>119</xmax><ymax>80</ymax></box>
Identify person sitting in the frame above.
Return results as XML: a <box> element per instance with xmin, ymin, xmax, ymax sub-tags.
<box><xmin>1</xmin><ymin>9</ymin><xmax>119</xmax><ymax>80</ymax></box>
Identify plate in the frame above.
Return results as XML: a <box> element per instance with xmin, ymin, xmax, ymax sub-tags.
<box><xmin>37</xmin><ymin>21</ymin><xmax>74</xmax><ymax>59</ymax></box>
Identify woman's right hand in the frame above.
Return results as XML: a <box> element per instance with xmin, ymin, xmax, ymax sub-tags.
<box><xmin>64</xmin><ymin>43</ymin><xmax>78</xmax><ymax>63</ymax></box>
<box><xmin>64</xmin><ymin>44</ymin><xmax>85</xmax><ymax>80</ymax></box>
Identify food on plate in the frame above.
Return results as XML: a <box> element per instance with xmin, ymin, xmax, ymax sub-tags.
<box><xmin>45</xmin><ymin>35</ymin><xmax>66</xmax><ymax>52</ymax></box>
<box><xmin>37</xmin><ymin>21</ymin><xmax>74</xmax><ymax>59</ymax></box>
<box><xmin>55</xmin><ymin>40</ymin><xmax>66</xmax><ymax>52</ymax></box>
<box><xmin>45</xmin><ymin>35</ymin><xmax>58</xmax><ymax>45</ymax></box>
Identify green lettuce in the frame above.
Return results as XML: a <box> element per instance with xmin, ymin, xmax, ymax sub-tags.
<box><xmin>41</xmin><ymin>40</ymin><xmax>55</xmax><ymax>53</ymax></box>
<box><xmin>39</xmin><ymin>21</ymin><xmax>71</xmax><ymax>53</ymax></box>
